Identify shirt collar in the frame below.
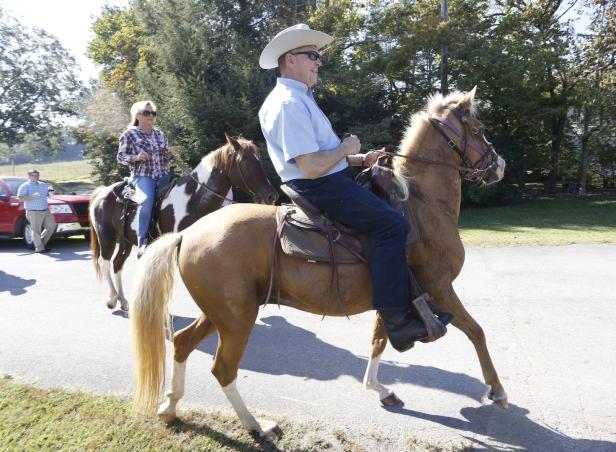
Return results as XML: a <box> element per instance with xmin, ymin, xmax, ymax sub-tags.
<box><xmin>277</xmin><ymin>77</ymin><xmax>311</xmax><ymax>95</ymax></box>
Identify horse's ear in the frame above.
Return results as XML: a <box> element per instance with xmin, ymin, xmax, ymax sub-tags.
<box><xmin>461</xmin><ymin>86</ymin><xmax>477</xmax><ymax>109</ymax></box>
<box><xmin>225</xmin><ymin>132</ymin><xmax>241</xmax><ymax>152</ymax></box>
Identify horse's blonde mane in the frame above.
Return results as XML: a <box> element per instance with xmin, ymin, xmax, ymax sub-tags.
<box><xmin>394</xmin><ymin>90</ymin><xmax>475</xmax><ymax>175</ymax></box>
<box><xmin>205</xmin><ymin>138</ymin><xmax>257</xmax><ymax>169</ymax></box>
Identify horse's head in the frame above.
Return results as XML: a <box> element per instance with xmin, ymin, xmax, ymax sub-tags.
<box><xmin>430</xmin><ymin>87</ymin><xmax>505</xmax><ymax>185</ymax></box>
<box><xmin>224</xmin><ymin>133</ymin><xmax>278</xmax><ymax>205</ymax></box>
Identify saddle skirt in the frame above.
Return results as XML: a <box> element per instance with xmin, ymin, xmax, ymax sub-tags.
<box><xmin>276</xmin><ymin>204</ymin><xmax>366</xmax><ymax>264</ymax></box>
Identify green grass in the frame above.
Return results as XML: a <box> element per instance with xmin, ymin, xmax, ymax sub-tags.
<box><xmin>0</xmin><ymin>160</ymin><xmax>96</xmax><ymax>194</ymax></box>
<box><xmin>0</xmin><ymin>160</ymin><xmax>93</xmax><ymax>183</ymax></box>
<box><xmin>459</xmin><ymin>197</ymin><xmax>616</xmax><ymax>246</ymax></box>
<box><xmin>3</xmin><ymin>375</ymin><xmax>457</xmax><ymax>452</ymax></box>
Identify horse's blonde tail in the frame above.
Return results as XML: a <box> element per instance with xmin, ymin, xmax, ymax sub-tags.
<box><xmin>130</xmin><ymin>233</ymin><xmax>183</xmax><ymax>415</ymax></box>
<box><xmin>89</xmin><ymin>187</ymin><xmax>105</xmax><ymax>280</ymax></box>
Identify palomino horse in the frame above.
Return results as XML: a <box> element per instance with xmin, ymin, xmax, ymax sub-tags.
<box><xmin>129</xmin><ymin>88</ymin><xmax>508</xmax><ymax>437</ymax></box>
<box><xmin>89</xmin><ymin>134</ymin><xmax>278</xmax><ymax>311</ymax></box>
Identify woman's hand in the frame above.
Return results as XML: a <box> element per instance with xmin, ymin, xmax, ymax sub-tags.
<box><xmin>165</xmin><ymin>147</ymin><xmax>176</xmax><ymax>158</ymax></box>
<box><xmin>134</xmin><ymin>151</ymin><xmax>150</xmax><ymax>162</ymax></box>
<box><xmin>363</xmin><ymin>149</ymin><xmax>388</xmax><ymax>166</ymax></box>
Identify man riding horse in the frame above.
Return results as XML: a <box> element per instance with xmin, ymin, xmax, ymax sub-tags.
<box><xmin>258</xmin><ymin>24</ymin><xmax>452</xmax><ymax>352</ymax></box>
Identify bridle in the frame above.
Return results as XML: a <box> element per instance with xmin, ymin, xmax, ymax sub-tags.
<box><xmin>379</xmin><ymin>106</ymin><xmax>498</xmax><ymax>182</ymax></box>
<box><xmin>189</xmin><ymin>147</ymin><xmax>259</xmax><ymax>203</ymax></box>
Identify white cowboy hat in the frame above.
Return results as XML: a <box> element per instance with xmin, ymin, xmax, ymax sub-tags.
<box><xmin>259</xmin><ymin>23</ymin><xmax>334</xmax><ymax>69</ymax></box>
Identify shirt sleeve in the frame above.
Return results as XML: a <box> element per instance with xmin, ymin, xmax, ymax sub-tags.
<box><xmin>276</xmin><ymin>100</ymin><xmax>319</xmax><ymax>162</ymax></box>
<box><xmin>117</xmin><ymin>132</ymin><xmax>134</xmax><ymax>166</ymax></box>
<box><xmin>17</xmin><ymin>182</ymin><xmax>29</xmax><ymax>197</ymax></box>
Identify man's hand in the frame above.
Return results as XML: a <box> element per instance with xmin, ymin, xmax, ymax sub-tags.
<box><xmin>341</xmin><ymin>134</ymin><xmax>361</xmax><ymax>156</ymax></box>
<box><xmin>362</xmin><ymin>149</ymin><xmax>388</xmax><ymax>167</ymax></box>
<box><xmin>31</xmin><ymin>192</ymin><xmax>41</xmax><ymax>199</ymax></box>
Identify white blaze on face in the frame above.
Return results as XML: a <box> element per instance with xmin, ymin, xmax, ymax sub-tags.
<box><xmin>160</xmin><ymin>156</ymin><xmax>214</xmax><ymax>232</ymax></box>
<box><xmin>496</xmin><ymin>156</ymin><xmax>506</xmax><ymax>181</ymax></box>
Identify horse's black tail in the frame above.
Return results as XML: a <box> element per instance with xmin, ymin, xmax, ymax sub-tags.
<box><xmin>89</xmin><ymin>187</ymin><xmax>105</xmax><ymax>280</ymax></box>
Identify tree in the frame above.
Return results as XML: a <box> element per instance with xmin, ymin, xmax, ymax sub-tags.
<box><xmin>0</xmin><ymin>7</ymin><xmax>83</xmax><ymax>162</ymax></box>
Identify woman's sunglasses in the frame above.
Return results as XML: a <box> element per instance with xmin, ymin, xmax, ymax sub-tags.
<box><xmin>141</xmin><ymin>110</ymin><xmax>157</xmax><ymax>117</ymax></box>
<box><xmin>291</xmin><ymin>50</ymin><xmax>322</xmax><ymax>62</ymax></box>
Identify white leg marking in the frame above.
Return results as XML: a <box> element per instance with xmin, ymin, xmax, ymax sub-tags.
<box><xmin>363</xmin><ymin>353</ymin><xmax>394</xmax><ymax>400</ymax></box>
<box><xmin>101</xmin><ymin>259</ymin><xmax>118</xmax><ymax>309</ymax></box>
<box><xmin>158</xmin><ymin>360</ymin><xmax>186</xmax><ymax>423</ymax></box>
<box><xmin>113</xmin><ymin>269</ymin><xmax>129</xmax><ymax>311</ymax></box>
<box><xmin>221</xmin><ymin>378</ymin><xmax>261</xmax><ymax>431</ymax></box>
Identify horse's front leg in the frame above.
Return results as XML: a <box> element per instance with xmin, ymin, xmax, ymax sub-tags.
<box><xmin>441</xmin><ymin>284</ymin><xmax>508</xmax><ymax>408</ymax></box>
<box><xmin>100</xmin><ymin>259</ymin><xmax>119</xmax><ymax>309</ymax></box>
<box><xmin>363</xmin><ymin>313</ymin><xmax>402</xmax><ymax>406</ymax></box>
<box><xmin>112</xmin><ymin>242</ymin><xmax>132</xmax><ymax>311</ymax></box>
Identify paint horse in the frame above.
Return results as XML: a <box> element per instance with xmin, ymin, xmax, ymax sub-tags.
<box><xmin>89</xmin><ymin>134</ymin><xmax>278</xmax><ymax>311</ymax></box>
<box><xmin>129</xmin><ymin>88</ymin><xmax>508</xmax><ymax>438</ymax></box>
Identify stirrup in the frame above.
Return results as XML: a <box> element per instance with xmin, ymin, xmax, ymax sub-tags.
<box><xmin>411</xmin><ymin>293</ymin><xmax>447</xmax><ymax>342</ymax></box>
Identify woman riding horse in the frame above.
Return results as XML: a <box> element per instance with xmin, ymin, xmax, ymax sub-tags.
<box><xmin>90</xmin><ymin>133</ymin><xmax>278</xmax><ymax>311</ymax></box>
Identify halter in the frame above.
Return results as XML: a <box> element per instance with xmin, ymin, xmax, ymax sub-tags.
<box><xmin>426</xmin><ymin>106</ymin><xmax>498</xmax><ymax>181</ymax></box>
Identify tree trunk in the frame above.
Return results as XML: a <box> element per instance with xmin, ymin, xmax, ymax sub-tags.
<box><xmin>578</xmin><ymin>107</ymin><xmax>592</xmax><ymax>195</ymax></box>
<box><xmin>547</xmin><ymin>111</ymin><xmax>567</xmax><ymax>194</ymax></box>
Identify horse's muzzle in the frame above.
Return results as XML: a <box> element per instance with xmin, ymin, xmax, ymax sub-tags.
<box><xmin>484</xmin><ymin>156</ymin><xmax>506</xmax><ymax>185</ymax></box>
<box><xmin>256</xmin><ymin>189</ymin><xmax>279</xmax><ymax>205</ymax></box>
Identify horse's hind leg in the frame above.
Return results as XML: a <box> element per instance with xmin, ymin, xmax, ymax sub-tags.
<box><xmin>157</xmin><ymin>314</ymin><xmax>216</xmax><ymax>424</ymax></box>
<box><xmin>112</xmin><ymin>241</ymin><xmax>133</xmax><ymax>311</ymax></box>
<box><xmin>364</xmin><ymin>314</ymin><xmax>402</xmax><ymax>406</ymax></box>
<box><xmin>441</xmin><ymin>284</ymin><xmax>508</xmax><ymax>408</ymax></box>
<box><xmin>212</xmin><ymin>309</ymin><xmax>278</xmax><ymax>438</ymax></box>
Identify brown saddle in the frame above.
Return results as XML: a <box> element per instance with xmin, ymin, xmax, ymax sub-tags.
<box><xmin>275</xmin><ymin>159</ymin><xmax>418</xmax><ymax>265</ymax></box>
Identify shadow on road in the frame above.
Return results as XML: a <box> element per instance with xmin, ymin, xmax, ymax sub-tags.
<box><xmin>170</xmin><ymin>315</ymin><xmax>487</xmax><ymax>401</ymax></box>
<box><xmin>169</xmin><ymin>313</ymin><xmax>616</xmax><ymax>452</ymax></box>
<box><xmin>0</xmin><ymin>238</ymin><xmax>90</xmax><ymax>262</ymax></box>
<box><xmin>0</xmin><ymin>270</ymin><xmax>36</xmax><ymax>295</ymax></box>
<box><xmin>386</xmin><ymin>403</ymin><xmax>616</xmax><ymax>451</ymax></box>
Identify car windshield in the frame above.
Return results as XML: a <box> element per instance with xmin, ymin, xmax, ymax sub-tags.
<box><xmin>3</xmin><ymin>178</ymin><xmax>28</xmax><ymax>195</ymax></box>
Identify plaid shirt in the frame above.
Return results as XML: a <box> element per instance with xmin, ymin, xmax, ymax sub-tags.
<box><xmin>17</xmin><ymin>180</ymin><xmax>50</xmax><ymax>210</ymax></box>
<box><xmin>117</xmin><ymin>126</ymin><xmax>173</xmax><ymax>179</ymax></box>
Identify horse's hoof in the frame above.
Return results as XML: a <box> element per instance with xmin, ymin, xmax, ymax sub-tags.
<box><xmin>487</xmin><ymin>387</ymin><xmax>508</xmax><ymax>409</ymax></box>
<box><xmin>251</xmin><ymin>419</ymin><xmax>281</xmax><ymax>440</ymax></box>
<box><xmin>380</xmin><ymin>393</ymin><xmax>401</xmax><ymax>406</ymax></box>
<box><xmin>106</xmin><ymin>298</ymin><xmax>118</xmax><ymax>310</ymax></box>
<box><xmin>158</xmin><ymin>412</ymin><xmax>176</xmax><ymax>425</ymax></box>
<box><xmin>120</xmin><ymin>302</ymin><xmax>129</xmax><ymax>312</ymax></box>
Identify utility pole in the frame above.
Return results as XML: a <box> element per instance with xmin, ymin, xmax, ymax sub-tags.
<box><xmin>440</xmin><ymin>0</ymin><xmax>448</xmax><ymax>95</ymax></box>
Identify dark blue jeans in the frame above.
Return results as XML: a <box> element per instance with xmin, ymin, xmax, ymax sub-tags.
<box><xmin>287</xmin><ymin>169</ymin><xmax>410</xmax><ymax>310</ymax></box>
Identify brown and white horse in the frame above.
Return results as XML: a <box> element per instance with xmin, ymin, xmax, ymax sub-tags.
<box><xmin>129</xmin><ymin>88</ymin><xmax>508</xmax><ymax>437</ymax></box>
<box><xmin>89</xmin><ymin>134</ymin><xmax>278</xmax><ymax>311</ymax></box>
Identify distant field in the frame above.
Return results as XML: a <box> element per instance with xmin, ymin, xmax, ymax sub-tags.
<box><xmin>459</xmin><ymin>197</ymin><xmax>616</xmax><ymax>246</ymax></box>
<box><xmin>0</xmin><ymin>160</ymin><xmax>96</xmax><ymax>194</ymax></box>
<box><xmin>0</xmin><ymin>160</ymin><xmax>93</xmax><ymax>182</ymax></box>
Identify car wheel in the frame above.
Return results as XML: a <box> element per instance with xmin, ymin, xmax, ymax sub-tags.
<box><xmin>22</xmin><ymin>221</ymin><xmax>35</xmax><ymax>249</ymax></box>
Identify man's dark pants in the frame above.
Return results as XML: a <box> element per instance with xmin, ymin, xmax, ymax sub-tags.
<box><xmin>287</xmin><ymin>168</ymin><xmax>410</xmax><ymax>310</ymax></box>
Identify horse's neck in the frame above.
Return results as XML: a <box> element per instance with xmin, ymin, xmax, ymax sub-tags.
<box><xmin>403</xmin><ymin>135</ymin><xmax>462</xmax><ymax>225</ymax></box>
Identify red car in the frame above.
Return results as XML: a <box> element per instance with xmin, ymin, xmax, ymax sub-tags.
<box><xmin>0</xmin><ymin>176</ymin><xmax>91</xmax><ymax>248</ymax></box>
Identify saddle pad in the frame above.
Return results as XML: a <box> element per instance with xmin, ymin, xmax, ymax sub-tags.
<box><xmin>276</xmin><ymin>204</ymin><xmax>364</xmax><ymax>264</ymax></box>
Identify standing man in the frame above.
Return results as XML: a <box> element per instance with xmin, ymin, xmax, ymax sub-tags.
<box><xmin>17</xmin><ymin>170</ymin><xmax>56</xmax><ymax>253</ymax></box>
<box><xmin>258</xmin><ymin>24</ymin><xmax>451</xmax><ymax>352</ymax></box>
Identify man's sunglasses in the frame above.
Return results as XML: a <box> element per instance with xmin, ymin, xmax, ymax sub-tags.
<box><xmin>291</xmin><ymin>50</ymin><xmax>322</xmax><ymax>62</ymax></box>
<box><xmin>141</xmin><ymin>110</ymin><xmax>157</xmax><ymax>117</ymax></box>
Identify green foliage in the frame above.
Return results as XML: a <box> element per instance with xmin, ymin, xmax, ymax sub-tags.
<box><xmin>82</xmin><ymin>0</ymin><xmax>615</xmax><ymax>205</ymax></box>
<box><xmin>0</xmin><ymin>7</ymin><xmax>83</xmax><ymax>156</ymax></box>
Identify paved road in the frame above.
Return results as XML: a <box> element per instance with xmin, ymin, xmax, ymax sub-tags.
<box><xmin>1</xmin><ymin>239</ymin><xmax>615</xmax><ymax>451</ymax></box>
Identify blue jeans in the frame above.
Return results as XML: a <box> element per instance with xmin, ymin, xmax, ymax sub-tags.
<box><xmin>287</xmin><ymin>169</ymin><xmax>410</xmax><ymax>310</ymax></box>
<box><xmin>132</xmin><ymin>175</ymin><xmax>156</xmax><ymax>247</ymax></box>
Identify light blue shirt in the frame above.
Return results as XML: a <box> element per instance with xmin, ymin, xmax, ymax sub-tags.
<box><xmin>17</xmin><ymin>180</ymin><xmax>50</xmax><ymax>210</ymax></box>
<box><xmin>259</xmin><ymin>77</ymin><xmax>347</xmax><ymax>182</ymax></box>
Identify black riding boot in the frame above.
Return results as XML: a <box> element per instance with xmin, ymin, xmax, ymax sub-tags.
<box><xmin>380</xmin><ymin>293</ymin><xmax>452</xmax><ymax>352</ymax></box>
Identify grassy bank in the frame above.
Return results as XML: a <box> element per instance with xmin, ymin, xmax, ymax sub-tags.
<box><xmin>0</xmin><ymin>160</ymin><xmax>93</xmax><ymax>182</ymax></box>
<box><xmin>1</xmin><ymin>376</ymin><xmax>460</xmax><ymax>452</ymax></box>
<box><xmin>459</xmin><ymin>197</ymin><xmax>616</xmax><ymax>246</ymax></box>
